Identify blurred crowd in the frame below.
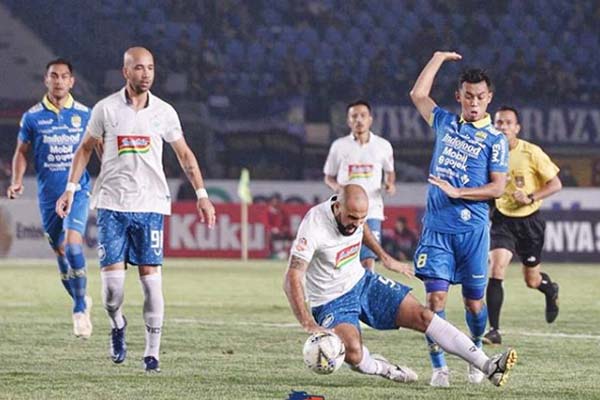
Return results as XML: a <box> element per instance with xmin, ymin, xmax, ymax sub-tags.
<box><xmin>6</xmin><ymin>0</ymin><xmax>600</xmax><ymax>114</ymax></box>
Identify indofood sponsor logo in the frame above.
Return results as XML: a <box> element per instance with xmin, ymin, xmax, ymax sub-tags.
<box><xmin>441</xmin><ymin>133</ymin><xmax>482</xmax><ymax>158</ymax></box>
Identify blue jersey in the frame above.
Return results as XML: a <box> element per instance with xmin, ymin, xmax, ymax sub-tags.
<box><xmin>18</xmin><ymin>95</ymin><xmax>91</xmax><ymax>206</ymax></box>
<box><xmin>423</xmin><ymin>106</ymin><xmax>508</xmax><ymax>233</ymax></box>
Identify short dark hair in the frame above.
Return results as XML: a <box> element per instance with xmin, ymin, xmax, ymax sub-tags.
<box><xmin>346</xmin><ymin>99</ymin><xmax>372</xmax><ymax>113</ymax></box>
<box><xmin>46</xmin><ymin>58</ymin><xmax>73</xmax><ymax>74</ymax></box>
<box><xmin>496</xmin><ymin>105</ymin><xmax>520</xmax><ymax>123</ymax></box>
<box><xmin>458</xmin><ymin>68</ymin><xmax>492</xmax><ymax>91</ymax></box>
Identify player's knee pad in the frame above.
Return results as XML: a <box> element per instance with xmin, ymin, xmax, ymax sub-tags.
<box><xmin>462</xmin><ymin>285</ymin><xmax>485</xmax><ymax>301</ymax></box>
<box><xmin>65</xmin><ymin>243</ymin><xmax>86</xmax><ymax>269</ymax></box>
<box><xmin>424</xmin><ymin>279</ymin><xmax>450</xmax><ymax>293</ymax></box>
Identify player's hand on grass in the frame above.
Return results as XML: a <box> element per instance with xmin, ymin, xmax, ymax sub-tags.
<box><xmin>381</xmin><ymin>255</ymin><xmax>414</xmax><ymax>278</ymax></box>
<box><xmin>428</xmin><ymin>174</ymin><xmax>461</xmax><ymax>198</ymax></box>
<box><xmin>433</xmin><ymin>51</ymin><xmax>462</xmax><ymax>62</ymax></box>
<box><xmin>197</xmin><ymin>197</ymin><xmax>216</xmax><ymax>228</ymax></box>
<box><xmin>6</xmin><ymin>183</ymin><xmax>23</xmax><ymax>199</ymax></box>
<box><xmin>512</xmin><ymin>190</ymin><xmax>531</xmax><ymax>205</ymax></box>
<box><xmin>55</xmin><ymin>191</ymin><xmax>74</xmax><ymax>218</ymax></box>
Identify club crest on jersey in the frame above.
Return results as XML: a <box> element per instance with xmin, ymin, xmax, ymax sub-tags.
<box><xmin>474</xmin><ymin>131</ymin><xmax>487</xmax><ymax>141</ymax></box>
<box><xmin>348</xmin><ymin>164</ymin><xmax>374</xmax><ymax>180</ymax></box>
<box><xmin>71</xmin><ymin>115</ymin><xmax>82</xmax><ymax>128</ymax></box>
<box><xmin>117</xmin><ymin>135</ymin><xmax>151</xmax><ymax>156</ymax></box>
<box><xmin>335</xmin><ymin>242</ymin><xmax>360</xmax><ymax>269</ymax></box>
<box><xmin>514</xmin><ymin>175</ymin><xmax>525</xmax><ymax>188</ymax></box>
<box><xmin>460</xmin><ymin>209</ymin><xmax>472</xmax><ymax>221</ymax></box>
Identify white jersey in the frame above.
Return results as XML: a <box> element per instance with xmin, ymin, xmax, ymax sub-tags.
<box><xmin>323</xmin><ymin>132</ymin><xmax>394</xmax><ymax>220</ymax></box>
<box><xmin>290</xmin><ymin>197</ymin><xmax>365</xmax><ymax>307</ymax></box>
<box><xmin>87</xmin><ymin>88</ymin><xmax>183</xmax><ymax>214</ymax></box>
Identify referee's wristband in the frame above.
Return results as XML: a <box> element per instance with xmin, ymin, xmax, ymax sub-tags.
<box><xmin>65</xmin><ymin>182</ymin><xmax>78</xmax><ymax>193</ymax></box>
<box><xmin>195</xmin><ymin>188</ymin><xmax>208</xmax><ymax>199</ymax></box>
<box><xmin>527</xmin><ymin>193</ymin><xmax>535</xmax><ymax>202</ymax></box>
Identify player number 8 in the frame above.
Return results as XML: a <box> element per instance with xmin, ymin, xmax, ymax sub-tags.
<box><xmin>416</xmin><ymin>253</ymin><xmax>427</xmax><ymax>269</ymax></box>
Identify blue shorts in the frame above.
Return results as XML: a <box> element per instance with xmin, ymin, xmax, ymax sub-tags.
<box><xmin>40</xmin><ymin>190</ymin><xmax>89</xmax><ymax>250</ymax></box>
<box><xmin>311</xmin><ymin>271</ymin><xmax>412</xmax><ymax>331</ymax></box>
<box><xmin>413</xmin><ymin>225</ymin><xmax>489</xmax><ymax>291</ymax></box>
<box><xmin>97</xmin><ymin>209</ymin><xmax>164</xmax><ymax>267</ymax></box>
<box><xmin>360</xmin><ymin>219</ymin><xmax>382</xmax><ymax>261</ymax></box>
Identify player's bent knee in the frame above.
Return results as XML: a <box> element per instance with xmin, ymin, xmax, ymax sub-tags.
<box><xmin>343</xmin><ymin>340</ymin><xmax>363</xmax><ymax>366</ymax></box>
<box><xmin>524</xmin><ymin>276</ymin><xmax>539</xmax><ymax>288</ymax></box>
<box><xmin>462</xmin><ymin>285</ymin><xmax>485</xmax><ymax>301</ymax></box>
<box><xmin>396</xmin><ymin>295</ymin><xmax>432</xmax><ymax>332</ymax></box>
<box><xmin>413</xmin><ymin>307</ymin><xmax>434</xmax><ymax>333</ymax></box>
<box><xmin>490</xmin><ymin>264</ymin><xmax>507</xmax><ymax>279</ymax></box>
<box><xmin>65</xmin><ymin>243</ymin><xmax>86</xmax><ymax>269</ymax></box>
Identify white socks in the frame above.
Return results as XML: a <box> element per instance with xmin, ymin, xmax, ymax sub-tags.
<box><xmin>140</xmin><ymin>271</ymin><xmax>164</xmax><ymax>359</ymax></box>
<box><xmin>425</xmin><ymin>314</ymin><xmax>489</xmax><ymax>372</ymax></box>
<box><xmin>101</xmin><ymin>270</ymin><xmax>126</xmax><ymax>329</ymax></box>
<box><xmin>355</xmin><ymin>345</ymin><xmax>385</xmax><ymax>375</ymax></box>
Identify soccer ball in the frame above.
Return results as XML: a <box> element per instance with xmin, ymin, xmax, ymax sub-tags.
<box><xmin>302</xmin><ymin>332</ymin><xmax>346</xmax><ymax>374</ymax></box>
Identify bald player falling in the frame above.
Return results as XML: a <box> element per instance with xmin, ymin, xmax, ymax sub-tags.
<box><xmin>56</xmin><ymin>46</ymin><xmax>215</xmax><ymax>372</ymax></box>
<box><xmin>283</xmin><ymin>184</ymin><xmax>517</xmax><ymax>386</ymax></box>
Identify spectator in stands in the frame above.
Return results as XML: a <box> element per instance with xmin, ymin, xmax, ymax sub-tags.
<box><xmin>267</xmin><ymin>193</ymin><xmax>292</xmax><ymax>259</ymax></box>
<box><xmin>384</xmin><ymin>217</ymin><xmax>418</xmax><ymax>262</ymax></box>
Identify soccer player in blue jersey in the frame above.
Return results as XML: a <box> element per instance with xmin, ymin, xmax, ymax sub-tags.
<box><xmin>7</xmin><ymin>59</ymin><xmax>93</xmax><ymax>338</ymax></box>
<box><xmin>410</xmin><ymin>51</ymin><xmax>514</xmax><ymax>387</ymax></box>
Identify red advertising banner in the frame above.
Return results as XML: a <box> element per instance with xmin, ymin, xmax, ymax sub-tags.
<box><xmin>165</xmin><ymin>202</ymin><xmax>271</xmax><ymax>258</ymax></box>
<box><xmin>165</xmin><ymin>202</ymin><xmax>421</xmax><ymax>259</ymax></box>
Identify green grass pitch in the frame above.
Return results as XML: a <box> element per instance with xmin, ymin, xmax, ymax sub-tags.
<box><xmin>0</xmin><ymin>259</ymin><xmax>599</xmax><ymax>399</ymax></box>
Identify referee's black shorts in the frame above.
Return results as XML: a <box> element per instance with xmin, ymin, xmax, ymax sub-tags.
<box><xmin>490</xmin><ymin>209</ymin><xmax>545</xmax><ymax>267</ymax></box>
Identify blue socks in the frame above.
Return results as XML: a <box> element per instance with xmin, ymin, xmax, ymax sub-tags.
<box><xmin>66</xmin><ymin>244</ymin><xmax>87</xmax><ymax>313</ymax></box>
<box><xmin>56</xmin><ymin>255</ymin><xmax>74</xmax><ymax>299</ymax></box>
<box><xmin>465</xmin><ymin>305</ymin><xmax>488</xmax><ymax>348</ymax></box>
<box><xmin>426</xmin><ymin>310</ymin><xmax>447</xmax><ymax>369</ymax></box>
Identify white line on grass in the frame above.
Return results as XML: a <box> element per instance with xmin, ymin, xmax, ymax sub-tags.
<box><xmin>508</xmin><ymin>331</ymin><xmax>600</xmax><ymax>340</ymax></box>
<box><xmin>171</xmin><ymin>318</ymin><xmax>600</xmax><ymax>340</ymax></box>
<box><xmin>172</xmin><ymin>318</ymin><xmax>298</xmax><ymax>328</ymax></box>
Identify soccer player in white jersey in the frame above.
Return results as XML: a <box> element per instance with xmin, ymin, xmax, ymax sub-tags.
<box><xmin>56</xmin><ymin>47</ymin><xmax>216</xmax><ymax>372</ymax></box>
<box><xmin>323</xmin><ymin>100</ymin><xmax>395</xmax><ymax>272</ymax></box>
<box><xmin>284</xmin><ymin>184</ymin><xmax>517</xmax><ymax>387</ymax></box>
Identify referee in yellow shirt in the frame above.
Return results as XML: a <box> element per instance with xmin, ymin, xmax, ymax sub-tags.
<box><xmin>483</xmin><ymin>106</ymin><xmax>562</xmax><ymax>345</ymax></box>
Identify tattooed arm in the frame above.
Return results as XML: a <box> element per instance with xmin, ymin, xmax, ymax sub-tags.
<box><xmin>283</xmin><ymin>255</ymin><xmax>325</xmax><ymax>333</ymax></box>
<box><xmin>170</xmin><ymin>137</ymin><xmax>216</xmax><ymax>228</ymax></box>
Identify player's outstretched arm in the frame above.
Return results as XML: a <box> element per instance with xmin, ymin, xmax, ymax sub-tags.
<box><xmin>363</xmin><ymin>224</ymin><xmax>414</xmax><ymax>278</ymax></box>
<box><xmin>409</xmin><ymin>51</ymin><xmax>462</xmax><ymax>123</ymax></box>
<box><xmin>7</xmin><ymin>140</ymin><xmax>30</xmax><ymax>199</ymax></box>
<box><xmin>170</xmin><ymin>137</ymin><xmax>216</xmax><ymax>228</ymax></box>
<box><xmin>428</xmin><ymin>172</ymin><xmax>507</xmax><ymax>200</ymax></box>
<box><xmin>56</xmin><ymin>132</ymin><xmax>98</xmax><ymax>218</ymax></box>
<box><xmin>283</xmin><ymin>255</ymin><xmax>325</xmax><ymax>333</ymax></box>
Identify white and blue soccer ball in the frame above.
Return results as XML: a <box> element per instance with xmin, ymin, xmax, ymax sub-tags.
<box><xmin>302</xmin><ymin>331</ymin><xmax>346</xmax><ymax>375</ymax></box>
